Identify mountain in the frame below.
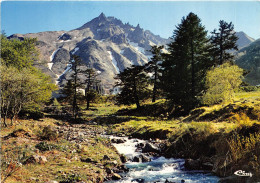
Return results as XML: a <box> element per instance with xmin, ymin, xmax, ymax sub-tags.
<box><xmin>8</xmin><ymin>13</ymin><xmax>169</xmax><ymax>93</ymax></box>
<box><xmin>236</xmin><ymin>38</ymin><xmax>260</xmax><ymax>85</ymax></box>
<box><xmin>235</xmin><ymin>31</ymin><xmax>255</xmax><ymax>49</ymax></box>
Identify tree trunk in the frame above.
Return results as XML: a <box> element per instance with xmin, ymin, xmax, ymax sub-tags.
<box><xmin>73</xmin><ymin>75</ymin><xmax>77</xmax><ymax>120</ymax></box>
<box><xmin>133</xmin><ymin>77</ymin><xmax>140</xmax><ymax>109</ymax></box>
<box><xmin>191</xmin><ymin>36</ymin><xmax>195</xmax><ymax>100</ymax></box>
<box><xmin>2</xmin><ymin>116</ymin><xmax>7</xmax><ymax>127</ymax></box>
<box><xmin>86</xmin><ymin>94</ymin><xmax>90</xmax><ymax>110</ymax></box>
<box><xmin>220</xmin><ymin>30</ymin><xmax>223</xmax><ymax>65</ymax></box>
<box><xmin>86</xmin><ymin>72</ymin><xmax>91</xmax><ymax>110</ymax></box>
<box><xmin>152</xmin><ymin>67</ymin><xmax>158</xmax><ymax>103</ymax></box>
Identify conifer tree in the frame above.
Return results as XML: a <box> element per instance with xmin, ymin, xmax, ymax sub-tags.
<box><xmin>145</xmin><ymin>45</ymin><xmax>164</xmax><ymax>103</ymax></box>
<box><xmin>115</xmin><ymin>65</ymin><xmax>150</xmax><ymax>109</ymax></box>
<box><xmin>84</xmin><ymin>66</ymin><xmax>101</xmax><ymax>110</ymax></box>
<box><xmin>70</xmin><ymin>55</ymin><xmax>83</xmax><ymax>119</ymax></box>
<box><xmin>211</xmin><ymin>20</ymin><xmax>238</xmax><ymax>65</ymax></box>
<box><xmin>162</xmin><ymin>12</ymin><xmax>213</xmax><ymax>112</ymax></box>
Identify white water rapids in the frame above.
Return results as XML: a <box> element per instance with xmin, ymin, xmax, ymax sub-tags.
<box><xmin>107</xmin><ymin>136</ymin><xmax>220</xmax><ymax>183</ymax></box>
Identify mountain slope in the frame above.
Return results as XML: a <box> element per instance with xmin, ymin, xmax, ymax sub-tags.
<box><xmin>9</xmin><ymin>13</ymin><xmax>169</xmax><ymax>92</ymax></box>
<box><xmin>236</xmin><ymin>39</ymin><xmax>260</xmax><ymax>85</ymax></box>
<box><xmin>235</xmin><ymin>31</ymin><xmax>255</xmax><ymax>49</ymax></box>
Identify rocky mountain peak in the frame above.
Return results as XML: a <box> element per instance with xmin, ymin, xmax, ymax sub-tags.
<box><xmin>11</xmin><ymin>14</ymin><xmax>170</xmax><ymax>93</ymax></box>
<box><xmin>98</xmin><ymin>12</ymin><xmax>107</xmax><ymax>21</ymax></box>
<box><xmin>235</xmin><ymin>31</ymin><xmax>255</xmax><ymax>49</ymax></box>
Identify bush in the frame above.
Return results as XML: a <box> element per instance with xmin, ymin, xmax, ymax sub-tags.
<box><xmin>38</xmin><ymin>126</ymin><xmax>58</xmax><ymax>141</ymax></box>
<box><xmin>35</xmin><ymin>141</ymin><xmax>66</xmax><ymax>152</ymax></box>
<box><xmin>240</xmin><ymin>86</ymin><xmax>260</xmax><ymax>92</ymax></box>
<box><xmin>228</xmin><ymin>133</ymin><xmax>260</xmax><ymax>163</ymax></box>
<box><xmin>202</xmin><ymin>63</ymin><xmax>243</xmax><ymax>105</ymax></box>
<box><xmin>35</xmin><ymin>142</ymin><xmax>57</xmax><ymax>151</ymax></box>
<box><xmin>18</xmin><ymin>107</ymin><xmax>44</xmax><ymax>120</ymax></box>
<box><xmin>58</xmin><ymin>173</ymin><xmax>82</xmax><ymax>183</ymax></box>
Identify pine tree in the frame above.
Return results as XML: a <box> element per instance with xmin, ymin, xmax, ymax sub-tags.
<box><xmin>84</xmin><ymin>66</ymin><xmax>101</xmax><ymax>110</ymax></box>
<box><xmin>162</xmin><ymin>12</ymin><xmax>213</xmax><ymax>113</ymax></box>
<box><xmin>211</xmin><ymin>20</ymin><xmax>238</xmax><ymax>65</ymax></box>
<box><xmin>145</xmin><ymin>45</ymin><xmax>164</xmax><ymax>103</ymax></box>
<box><xmin>115</xmin><ymin>65</ymin><xmax>150</xmax><ymax>109</ymax></box>
<box><xmin>70</xmin><ymin>55</ymin><xmax>84</xmax><ymax>119</ymax></box>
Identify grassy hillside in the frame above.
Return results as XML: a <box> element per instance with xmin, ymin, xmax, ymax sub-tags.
<box><xmin>1</xmin><ymin>90</ymin><xmax>260</xmax><ymax>182</ymax></box>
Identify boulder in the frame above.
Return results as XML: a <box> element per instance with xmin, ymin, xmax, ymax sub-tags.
<box><xmin>111</xmin><ymin>173</ymin><xmax>121</xmax><ymax>180</ymax></box>
<box><xmin>132</xmin><ymin>178</ymin><xmax>145</xmax><ymax>183</ymax></box>
<box><xmin>184</xmin><ymin>159</ymin><xmax>200</xmax><ymax>170</ymax></box>
<box><xmin>202</xmin><ymin>162</ymin><xmax>214</xmax><ymax>171</ymax></box>
<box><xmin>132</xmin><ymin>154</ymin><xmax>151</xmax><ymax>162</ymax></box>
<box><xmin>142</xmin><ymin>143</ymin><xmax>160</xmax><ymax>153</ymax></box>
<box><xmin>136</xmin><ymin>143</ymin><xmax>145</xmax><ymax>148</ymax></box>
<box><xmin>103</xmin><ymin>155</ymin><xmax>111</xmax><ymax>160</ymax></box>
<box><xmin>111</xmin><ymin>138</ymin><xmax>126</xmax><ymax>144</ymax></box>
<box><xmin>133</xmin><ymin>155</ymin><xmax>142</xmax><ymax>162</ymax></box>
<box><xmin>141</xmin><ymin>154</ymin><xmax>151</xmax><ymax>162</ymax></box>
<box><xmin>105</xmin><ymin>167</ymin><xmax>113</xmax><ymax>174</ymax></box>
<box><xmin>120</xmin><ymin>154</ymin><xmax>127</xmax><ymax>163</ymax></box>
<box><xmin>24</xmin><ymin>155</ymin><xmax>47</xmax><ymax>164</ymax></box>
<box><xmin>80</xmin><ymin>157</ymin><xmax>97</xmax><ymax>164</ymax></box>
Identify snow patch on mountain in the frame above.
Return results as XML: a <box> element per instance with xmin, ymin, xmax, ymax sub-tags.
<box><xmin>57</xmin><ymin>64</ymin><xmax>72</xmax><ymax>81</ymax></box>
<box><xmin>72</xmin><ymin>47</ymin><xmax>79</xmax><ymax>55</ymax></box>
<box><xmin>149</xmin><ymin>41</ymin><xmax>156</xmax><ymax>46</ymax></box>
<box><xmin>47</xmin><ymin>63</ymin><xmax>54</xmax><ymax>70</ymax></box>
<box><xmin>57</xmin><ymin>33</ymin><xmax>65</xmax><ymax>40</ymax></box>
<box><xmin>50</xmin><ymin>48</ymin><xmax>61</xmax><ymax>62</ymax></box>
<box><xmin>107</xmin><ymin>51</ymin><xmax>120</xmax><ymax>73</ymax></box>
<box><xmin>127</xmin><ymin>38</ymin><xmax>145</xmax><ymax>54</ymax></box>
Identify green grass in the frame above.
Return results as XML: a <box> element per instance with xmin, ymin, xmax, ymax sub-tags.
<box><xmin>1</xmin><ymin>118</ymin><xmax>122</xmax><ymax>183</ymax></box>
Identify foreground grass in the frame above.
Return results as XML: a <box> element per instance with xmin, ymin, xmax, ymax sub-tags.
<box><xmin>1</xmin><ymin>118</ymin><xmax>122</xmax><ymax>183</ymax></box>
<box><xmin>2</xmin><ymin>90</ymin><xmax>260</xmax><ymax>182</ymax></box>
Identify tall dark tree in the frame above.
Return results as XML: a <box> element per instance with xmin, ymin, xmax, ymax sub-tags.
<box><xmin>145</xmin><ymin>45</ymin><xmax>164</xmax><ymax>103</ymax></box>
<box><xmin>162</xmin><ymin>12</ymin><xmax>213</xmax><ymax>112</ymax></box>
<box><xmin>70</xmin><ymin>55</ymin><xmax>83</xmax><ymax>119</ymax></box>
<box><xmin>115</xmin><ymin>65</ymin><xmax>150</xmax><ymax>109</ymax></box>
<box><xmin>84</xmin><ymin>67</ymin><xmax>101</xmax><ymax>110</ymax></box>
<box><xmin>211</xmin><ymin>20</ymin><xmax>238</xmax><ymax>65</ymax></box>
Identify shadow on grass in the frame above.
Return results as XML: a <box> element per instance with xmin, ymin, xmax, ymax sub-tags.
<box><xmin>115</xmin><ymin>102</ymin><xmax>169</xmax><ymax>118</ymax></box>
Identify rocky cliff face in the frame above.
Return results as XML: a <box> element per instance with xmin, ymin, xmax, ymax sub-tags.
<box><xmin>9</xmin><ymin>13</ymin><xmax>169</xmax><ymax>92</ymax></box>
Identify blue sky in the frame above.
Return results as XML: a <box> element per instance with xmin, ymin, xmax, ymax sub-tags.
<box><xmin>1</xmin><ymin>1</ymin><xmax>260</xmax><ymax>39</ymax></box>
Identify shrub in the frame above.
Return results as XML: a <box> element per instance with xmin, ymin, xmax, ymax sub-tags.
<box><xmin>18</xmin><ymin>107</ymin><xmax>44</xmax><ymax>120</ymax></box>
<box><xmin>38</xmin><ymin>126</ymin><xmax>58</xmax><ymax>141</ymax></box>
<box><xmin>240</xmin><ymin>86</ymin><xmax>260</xmax><ymax>92</ymax></box>
<box><xmin>35</xmin><ymin>142</ymin><xmax>62</xmax><ymax>152</ymax></box>
<box><xmin>202</xmin><ymin>63</ymin><xmax>243</xmax><ymax>105</ymax></box>
<box><xmin>58</xmin><ymin>173</ymin><xmax>82</xmax><ymax>183</ymax></box>
<box><xmin>228</xmin><ymin>133</ymin><xmax>260</xmax><ymax>163</ymax></box>
<box><xmin>229</xmin><ymin>112</ymin><xmax>253</xmax><ymax>128</ymax></box>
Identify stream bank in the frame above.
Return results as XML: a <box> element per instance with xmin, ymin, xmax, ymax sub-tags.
<box><xmin>106</xmin><ymin>136</ymin><xmax>220</xmax><ymax>183</ymax></box>
<box><xmin>107</xmin><ymin>121</ymin><xmax>260</xmax><ymax>183</ymax></box>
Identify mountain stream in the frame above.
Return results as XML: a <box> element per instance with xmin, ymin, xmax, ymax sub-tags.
<box><xmin>106</xmin><ymin>136</ymin><xmax>220</xmax><ymax>183</ymax></box>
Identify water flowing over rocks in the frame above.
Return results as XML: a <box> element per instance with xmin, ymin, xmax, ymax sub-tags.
<box><xmin>107</xmin><ymin>136</ymin><xmax>220</xmax><ymax>183</ymax></box>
